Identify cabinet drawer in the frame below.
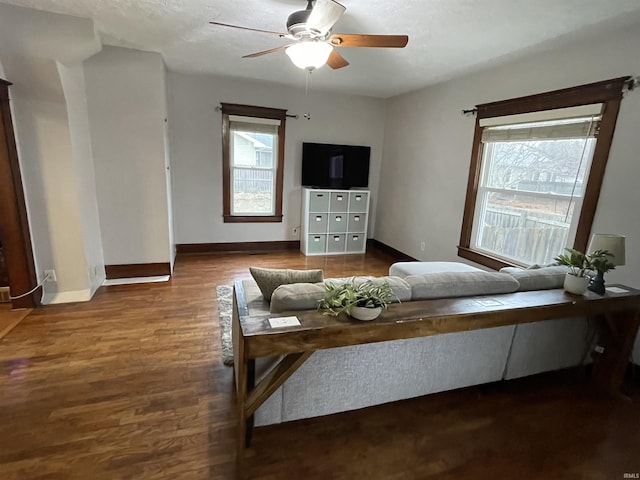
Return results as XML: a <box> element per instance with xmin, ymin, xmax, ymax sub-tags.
<box><xmin>307</xmin><ymin>235</ymin><xmax>326</xmax><ymax>254</ymax></box>
<box><xmin>330</xmin><ymin>192</ymin><xmax>348</xmax><ymax>212</ymax></box>
<box><xmin>308</xmin><ymin>213</ymin><xmax>328</xmax><ymax>233</ymax></box>
<box><xmin>328</xmin><ymin>213</ymin><xmax>348</xmax><ymax>233</ymax></box>
<box><xmin>349</xmin><ymin>192</ymin><xmax>368</xmax><ymax>212</ymax></box>
<box><xmin>346</xmin><ymin>234</ymin><xmax>365</xmax><ymax>252</ymax></box>
<box><xmin>348</xmin><ymin>213</ymin><xmax>366</xmax><ymax>232</ymax></box>
<box><xmin>308</xmin><ymin>191</ymin><xmax>330</xmax><ymax>212</ymax></box>
<box><xmin>327</xmin><ymin>234</ymin><xmax>346</xmax><ymax>253</ymax></box>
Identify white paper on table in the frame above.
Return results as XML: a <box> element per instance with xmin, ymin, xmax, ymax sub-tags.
<box><xmin>268</xmin><ymin>316</ymin><xmax>301</xmax><ymax>328</ymax></box>
<box><xmin>605</xmin><ymin>286</ymin><xmax>628</xmax><ymax>294</ymax></box>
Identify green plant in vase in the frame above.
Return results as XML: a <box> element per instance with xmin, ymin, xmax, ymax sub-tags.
<box><xmin>318</xmin><ymin>279</ymin><xmax>394</xmax><ymax>320</ymax></box>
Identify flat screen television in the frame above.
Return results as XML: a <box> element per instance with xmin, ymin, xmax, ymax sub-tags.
<box><xmin>301</xmin><ymin>142</ymin><xmax>371</xmax><ymax>189</ymax></box>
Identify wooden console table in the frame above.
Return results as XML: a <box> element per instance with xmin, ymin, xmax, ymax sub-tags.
<box><xmin>232</xmin><ymin>283</ymin><xmax>640</xmax><ymax>465</ymax></box>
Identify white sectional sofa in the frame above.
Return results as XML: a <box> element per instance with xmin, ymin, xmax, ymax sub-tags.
<box><xmin>234</xmin><ymin>262</ymin><xmax>591</xmax><ymax>427</ymax></box>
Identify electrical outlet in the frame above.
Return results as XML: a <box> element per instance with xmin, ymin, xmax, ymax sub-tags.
<box><xmin>292</xmin><ymin>227</ymin><xmax>299</xmax><ymax>236</ymax></box>
<box><xmin>420</xmin><ymin>241</ymin><xmax>426</xmax><ymax>251</ymax></box>
<box><xmin>44</xmin><ymin>269</ymin><xmax>57</xmax><ymax>282</ymax></box>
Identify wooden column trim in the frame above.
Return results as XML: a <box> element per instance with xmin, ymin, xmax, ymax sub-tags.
<box><xmin>0</xmin><ymin>80</ymin><xmax>39</xmax><ymax>308</ymax></box>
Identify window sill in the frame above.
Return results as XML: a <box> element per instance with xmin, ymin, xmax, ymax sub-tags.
<box><xmin>223</xmin><ymin>215</ymin><xmax>283</xmax><ymax>223</ymax></box>
<box><xmin>456</xmin><ymin>246</ymin><xmax>521</xmax><ymax>271</ymax></box>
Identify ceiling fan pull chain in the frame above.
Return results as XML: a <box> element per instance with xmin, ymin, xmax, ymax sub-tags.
<box><xmin>304</xmin><ymin>70</ymin><xmax>312</xmax><ymax>120</ymax></box>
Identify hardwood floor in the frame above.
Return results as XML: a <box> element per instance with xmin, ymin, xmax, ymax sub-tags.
<box><xmin>0</xmin><ymin>248</ymin><xmax>638</xmax><ymax>479</ymax></box>
<box><xmin>0</xmin><ymin>304</ymin><xmax>31</xmax><ymax>340</ymax></box>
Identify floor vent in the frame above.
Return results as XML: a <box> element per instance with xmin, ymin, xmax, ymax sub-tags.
<box><xmin>0</xmin><ymin>287</ymin><xmax>10</xmax><ymax>303</ymax></box>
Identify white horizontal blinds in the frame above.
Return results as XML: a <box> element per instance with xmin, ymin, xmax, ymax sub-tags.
<box><xmin>480</xmin><ymin>104</ymin><xmax>603</xmax><ymax>143</ymax></box>
<box><xmin>229</xmin><ymin>115</ymin><xmax>280</xmax><ymax>135</ymax></box>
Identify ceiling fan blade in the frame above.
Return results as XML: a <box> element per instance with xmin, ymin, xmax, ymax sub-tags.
<box><xmin>327</xmin><ymin>50</ymin><xmax>349</xmax><ymax>69</ymax></box>
<box><xmin>306</xmin><ymin>0</ymin><xmax>346</xmax><ymax>36</ymax></box>
<box><xmin>330</xmin><ymin>34</ymin><xmax>409</xmax><ymax>48</ymax></box>
<box><xmin>242</xmin><ymin>45</ymin><xmax>291</xmax><ymax>59</ymax></box>
<box><xmin>209</xmin><ymin>21</ymin><xmax>286</xmax><ymax>37</ymax></box>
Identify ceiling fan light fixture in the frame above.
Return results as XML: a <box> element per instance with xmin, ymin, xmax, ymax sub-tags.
<box><xmin>286</xmin><ymin>41</ymin><xmax>333</xmax><ymax>70</ymax></box>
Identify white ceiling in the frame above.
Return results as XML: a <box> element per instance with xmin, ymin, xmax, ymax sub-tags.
<box><xmin>1</xmin><ymin>0</ymin><xmax>640</xmax><ymax>98</ymax></box>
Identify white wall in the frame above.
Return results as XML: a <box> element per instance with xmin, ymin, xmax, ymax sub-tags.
<box><xmin>6</xmin><ymin>56</ymin><xmax>92</xmax><ymax>302</ymax></box>
<box><xmin>168</xmin><ymin>72</ymin><xmax>386</xmax><ymax>245</ymax></box>
<box><xmin>377</xmin><ymin>24</ymin><xmax>640</xmax><ymax>361</ymax></box>
<box><xmin>57</xmin><ymin>63</ymin><xmax>105</xmax><ymax>294</ymax></box>
<box><xmin>85</xmin><ymin>46</ymin><xmax>173</xmax><ymax>266</ymax></box>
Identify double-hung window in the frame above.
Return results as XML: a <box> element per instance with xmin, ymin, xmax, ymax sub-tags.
<box><xmin>221</xmin><ymin>103</ymin><xmax>286</xmax><ymax>223</ymax></box>
<box><xmin>459</xmin><ymin>78</ymin><xmax>628</xmax><ymax>269</ymax></box>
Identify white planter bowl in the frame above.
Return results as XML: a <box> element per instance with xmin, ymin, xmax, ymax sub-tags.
<box><xmin>350</xmin><ymin>306</ymin><xmax>382</xmax><ymax>321</ymax></box>
<box><xmin>563</xmin><ymin>273</ymin><xmax>589</xmax><ymax>295</ymax></box>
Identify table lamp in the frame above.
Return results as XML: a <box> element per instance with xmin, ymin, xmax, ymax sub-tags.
<box><xmin>587</xmin><ymin>233</ymin><xmax>626</xmax><ymax>294</ymax></box>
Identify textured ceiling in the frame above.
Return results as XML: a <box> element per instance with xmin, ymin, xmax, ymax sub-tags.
<box><xmin>1</xmin><ymin>0</ymin><xmax>640</xmax><ymax>98</ymax></box>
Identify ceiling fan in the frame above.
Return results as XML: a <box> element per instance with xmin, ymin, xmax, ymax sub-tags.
<box><xmin>210</xmin><ymin>0</ymin><xmax>409</xmax><ymax>71</ymax></box>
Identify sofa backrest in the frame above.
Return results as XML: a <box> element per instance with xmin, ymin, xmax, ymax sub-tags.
<box><xmin>500</xmin><ymin>265</ymin><xmax>570</xmax><ymax>291</ymax></box>
<box><xmin>270</xmin><ymin>276</ymin><xmax>412</xmax><ymax>314</ymax></box>
<box><xmin>406</xmin><ymin>271</ymin><xmax>520</xmax><ymax>300</ymax></box>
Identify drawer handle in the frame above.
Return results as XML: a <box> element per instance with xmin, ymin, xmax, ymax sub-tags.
<box><xmin>352</xmin><ymin>235</ymin><xmax>359</xmax><ymax>240</ymax></box>
<box><xmin>337</xmin><ymin>195</ymin><xmax>343</xmax><ymax>200</ymax></box>
<box><xmin>333</xmin><ymin>236</ymin><xmax>340</xmax><ymax>241</ymax></box>
<box><xmin>314</xmin><ymin>237</ymin><xmax>321</xmax><ymax>242</ymax></box>
<box><xmin>315</xmin><ymin>216</ymin><xmax>322</xmax><ymax>222</ymax></box>
<box><xmin>355</xmin><ymin>195</ymin><xmax>361</xmax><ymax>200</ymax></box>
<box><xmin>317</xmin><ymin>194</ymin><xmax>324</xmax><ymax>197</ymax></box>
<box><xmin>354</xmin><ymin>216</ymin><xmax>360</xmax><ymax>221</ymax></box>
<box><xmin>336</xmin><ymin>216</ymin><xmax>342</xmax><ymax>221</ymax></box>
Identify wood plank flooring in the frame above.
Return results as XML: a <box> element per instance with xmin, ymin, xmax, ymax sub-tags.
<box><xmin>0</xmin><ymin>248</ymin><xmax>638</xmax><ymax>479</ymax></box>
<box><xmin>0</xmin><ymin>304</ymin><xmax>32</xmax><ymax>340</ymax></box>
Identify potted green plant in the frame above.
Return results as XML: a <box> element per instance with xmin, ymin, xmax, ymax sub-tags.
<box><xmin>554</xmin><ymin>248</ymin><xmax>616</xmax><ymax>295</ymax></box>
<box><xmin>554</xmin><ymin>248</ymin><xmax>592</xmax><ymax>295</ymax></box>
<box><xmin>318</xmin><ymin>279</ymin><xmax>394</xmax><ymax>320</ymax></box>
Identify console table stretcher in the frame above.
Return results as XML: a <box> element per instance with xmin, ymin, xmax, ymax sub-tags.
<box><xmin>232</xmin><ymin>282</ymin><xmax>640</xmax><ymax>465</ymax></box>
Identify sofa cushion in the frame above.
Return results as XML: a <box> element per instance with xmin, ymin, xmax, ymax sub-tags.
<box><xmin>406</xmin><ymin>271</ymin><xmax>520</xmax><ymax>300</ymax></box>
<box><xmin>500</xmin><ymin>265</ymin><xmax>570</xmax><ymax>291</ymax></box>
<box><xmin>390</xmin><ymin>261</ymin><xmax>481</xmax><ymax>278</ymax></box>
<box><xmin>249</xmin><ymin>267</ymin><xmax>323</xmax><ymax>302</ymax></box>
<box><xmin>270</xmin><ymin>276</ymin><xmax>412</xmax><ymax>314</ymax></box>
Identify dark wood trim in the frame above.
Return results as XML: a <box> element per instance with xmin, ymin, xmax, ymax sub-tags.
<box><xmin>221</xmin><ymin>110</ymin><xmax>231</xmax><ymax>219</ymax></box>
<box><xmin>0</xmin><ymin>81</ymin><xmax>38</xmax><ymax>308</ymax></box>
<box><xmin>105</xmin><ymin>263</ymin><xmax>171</xmax><ymax>279</ymax></box>
<box><xmin>220</xmin><ymin>103</ymin><xmax>287</xmax><ymax>223</ymax></box>
<box><xmin>222</xmin><ymin>215</ymin><xmax>283</xmax><ymax>223</ymax></box>
<box><xmin>367</xmin><ymin>239</ymin><xmax>418</xmax><ymax>262</ymax></box>
<box><xmin>456</xmin><ymin>246</ymin><xmax>519</xmax><ymax>271</ymax></box>
<box><xmin>476</xmin><ymin>77</ymin><xmax>630</xmax><ymax>119</ymax></box>
<box><xmin>458</xmin><ymin>120</ymin><xmax>484</xmax><ymax>249</ymax></box>
<box><xmin>177</xmin><ymin>241</ymin><xmax>300</xmax><ymax>255</ymax></box>
<box><xmin>573</xmin><ymin>95</ymin><xmax>623</xmax><ymax>252</ymax></box>
<box><xmin>459</xmin><ymin>77</ymin><xmax>627</xmax><ymax>270</ymax></box>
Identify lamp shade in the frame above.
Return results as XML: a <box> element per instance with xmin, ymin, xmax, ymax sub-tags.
<box><xmin>588</xmin><ymin>233</ymin><xmax>626</xmax><ymax>266</ymax></box>
<box><xmin>286</xmin><ymin>41</ymin><xmax>333</xmax><ymax>70</ymax></box>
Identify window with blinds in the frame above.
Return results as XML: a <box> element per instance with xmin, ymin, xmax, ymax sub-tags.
<box><xmin>220</xmin><ymin>103</ymin><xmax>287</xmax><ymax>223</ymax></box>
<box><xmin>229</xmin><ymin>116</ymin><xmax>280</xmax><ymax>216</ymax></box>
<box><xmin>470</xmin><ymin>105</ymin><xmax>603</xmax><ymax>266</ymax></box>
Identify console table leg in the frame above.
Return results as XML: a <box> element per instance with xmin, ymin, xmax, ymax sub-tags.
<box><xmin>591</xmin><ymin>310</ymin><xmax>640</xmax><ymax>393</ymax></box>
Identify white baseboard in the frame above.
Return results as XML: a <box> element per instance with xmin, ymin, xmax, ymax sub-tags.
<box><xmin>42</xmin><ymin>289</ymin><xmax>93</xmax><ymax>305</ymax></box>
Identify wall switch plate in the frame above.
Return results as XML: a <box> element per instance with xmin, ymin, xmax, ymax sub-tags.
<box><xmin>420</xmin><ymin>241</ymin><xmax>426</xmax><ymax>251</ymax></box>
<box><xmin>594</xmin><ymin>345</ymin><xmax>605</xmax><ymax>354</ymax></box>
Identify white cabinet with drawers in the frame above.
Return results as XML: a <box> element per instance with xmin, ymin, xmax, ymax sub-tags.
<box><xmin>301</xmin><ymin>188</ymin><xmax>370</xmax><ymax>256</ymax></box>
